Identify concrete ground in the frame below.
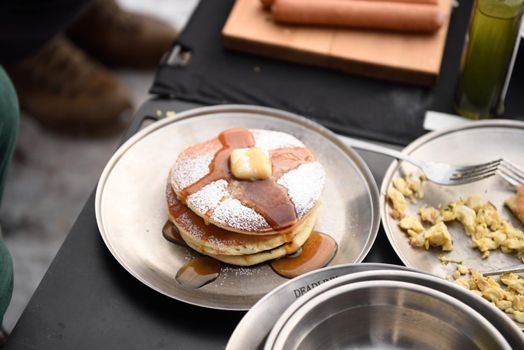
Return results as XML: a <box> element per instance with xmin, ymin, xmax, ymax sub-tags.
<box><xmin>0</xmin><ymin>0</ymin><xmax>199</xmax><ymax>332</ymax></box>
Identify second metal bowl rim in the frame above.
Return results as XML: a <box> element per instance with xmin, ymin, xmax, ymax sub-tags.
<box><xmin>270</xmin><ymin>279</ymin><xmax>511</xmax><ymax>350</ymax></box>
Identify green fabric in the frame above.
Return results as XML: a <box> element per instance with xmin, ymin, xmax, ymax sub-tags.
<box><xmin>0</xmin><ymin>238</ymin><xmax>13</xmax><ymax>325</ymax></box>
<box><xmin>0</xmin><ymin>65</ymin><xmax>18</xmax><ymax>325</ymax></box>
<box><xmin>0</xmin><ymin>66</ymin><xmax>19</xmax><ymax>204</ymax></box>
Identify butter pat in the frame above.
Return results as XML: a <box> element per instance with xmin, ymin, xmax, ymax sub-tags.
<box><xmin>230</xmin><ymin>147</ymin><xmax>272</xmax><ymax>180</ymax></box>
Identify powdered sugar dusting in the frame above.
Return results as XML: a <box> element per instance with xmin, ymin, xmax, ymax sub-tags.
<box><xmin>187</xmin><ymin>180</ymin><xmax>228</xmax><ymax>214</ymax></box>
<box><xmin>211</xmin><ymin>198</ymin><xmax>271</xmax><ymax>232</ymax></box>
<box><xmin>252</xmin><ymin>129</ymin><xmax>304</xmax><ymax>151</ymax></box>
<box><xmin>171</xmin><ymin>151</ymin><xmax>215</xmax><ymax>191</ymax></box>
<box><xmin>220</xmin><ymin>265</ymin><xmax>257</xmax><ymax>277</ymax></box>
<box><xmin>176</xmin><ymin>213</ymin><xmax>230</xmax><ymax>253</ymax></box>
<box><xmin>278</xmin><ymin>162</ymin><xmax>325</xmax><ymax>218</ymax></box>
<box><xmin>170</xmin><ymin>129</ymin><xmax>322</xmax><ymax>233</ymax></box>
<box><xmin>177</xmin><ymin>212</ymin><xmax>205</xmax><ymax>240</ymax></box>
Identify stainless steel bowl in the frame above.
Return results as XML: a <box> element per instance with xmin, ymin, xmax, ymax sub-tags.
<box><xmin>265</xmin><ymin>269</ymin><xmax>524</xmax><ymax>349</ymax></box>
<box><xmin>268</xmin><ymin>280</ymin><xmax>511</xmax><ymax>350</ymax></box>
<box><xmin>227</xmin><ymin>263</ymin><xmax>412</xmax><ymax>350</ymax></box>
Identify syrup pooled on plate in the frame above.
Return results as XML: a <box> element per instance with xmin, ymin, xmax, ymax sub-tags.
<box><xmin>162</xmin><ymin>220</ymin><xmax>186</xmax><ymax>247</ymax></box>
<box><xmin>271</xmin><ymin>231</ymin><xmax>338</xmax><ymax>279</ymax></box>
<box><xmin>175</xmin><ymin>257</ymin><xmax>221</xmax><ymax>289</ymax></box>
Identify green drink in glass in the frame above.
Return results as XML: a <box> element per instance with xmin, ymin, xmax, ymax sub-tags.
<box><xmin>454</xmin><ymin>0</ymin><xmax>524</xmax><ymax>120</ymax></box>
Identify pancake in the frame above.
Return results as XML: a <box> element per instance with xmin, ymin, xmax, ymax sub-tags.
<box><xmin>183</xmin><ymin>209</ymin><xmax>316</xmax><ymax>266</ymax></box>
<box><xmin>167</xmin><ymin>182</ymin><xmax>313</xmax><ymax>256</ymax></box>
<box><xmin>169</xmin><ymin>128</ymin><xmax>325</xmax><ymax>235</ymax></box>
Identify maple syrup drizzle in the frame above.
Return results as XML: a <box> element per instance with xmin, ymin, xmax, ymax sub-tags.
<box><xmin>162</xmin><ymin>220</ymin><xmax>186</xmax><ymax>247</ymax></box>
<box><xmin>166</xmin><ymin>183</ymin><xmax>290</xmax><ymax>246</ymax></box>
<box><xmin>271</xmin><ymin>232</ymin><xmax>338</xmax><ymax>279</ymax></box>
<box><xmin>180</xmin><ymin>128</ymin><xmax>255</xmax><ymax>197</ymax></box>
<box><xmin>230</xmin><ymin>179</ymin><xmax>297</xmax><ymax>229</ymax></box>
<box><xmin>179</xmin><ymin>129</ymin><xmax>308</xmax><ymax>231</ymax></box>
<box><xmin>175</xmin><ymin>257</ymin><xmax>221</xmax><ymax>289</ymax></box>
<box><xmin>270</xmin><ymin>147</ymin><xmax>314</xmax><ymax>179</ymax></box>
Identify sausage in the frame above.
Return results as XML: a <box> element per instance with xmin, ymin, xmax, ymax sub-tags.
<box><xmin>261</xmin><ymin>0</ymin><xmax>439</xmax><ymax>7</ymax></box>
<box><xmin>272</xmin><ymin>0</ymin><xmax>445</xmax><ymax>33</ymax></box>
<box><xmin>366</xmin><ymin>0</ymin><xmax>438</xmax><ymax>4</ymax></box>
<box><xmin>260</xmin><ymin>0</ymin><xmax>275</xmax><ymax>8</ymax></box>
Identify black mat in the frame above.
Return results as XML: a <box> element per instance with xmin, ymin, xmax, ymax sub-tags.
<box><xmin>151</xmin><ymin>0</ymin><xmax>524</xmax><ymax>145</ymax></box>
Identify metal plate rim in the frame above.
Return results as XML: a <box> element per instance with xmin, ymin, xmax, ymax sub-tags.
<box><xmin>380</xmin><ymin>119</ymin><xmax>524</xmax><ymax>270</ymax></box>
<box><xmin>95</xmin><ymin>104</ymin><xmax>380</xmax><ymax>310</ymax></box>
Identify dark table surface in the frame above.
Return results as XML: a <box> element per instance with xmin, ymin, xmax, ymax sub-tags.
<box><xmin>5</xmin><ymin>1</ymin><xmax>524</xmax><ymax>348</ymax></box>
<box><xmin>4</xmin><ymin>99</ymin><xmax>402</xmax><ymax>350</ymax></box>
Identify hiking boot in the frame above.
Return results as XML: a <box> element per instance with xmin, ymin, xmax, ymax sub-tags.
<box><xmin>7</xmin><ymin>36</ymin><xmax>133</xmax><ymax>134</ymax></box>
<box><xmin>68</xmin><ymin>0</ymin><xmax>177</xmax><ymax>69</ymax></box>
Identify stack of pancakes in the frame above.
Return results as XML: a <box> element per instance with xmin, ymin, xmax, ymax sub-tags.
<box><xmin>165</xmin><ymin>128</ymin><xmax>325</xmax><ymax>266</ymax></box>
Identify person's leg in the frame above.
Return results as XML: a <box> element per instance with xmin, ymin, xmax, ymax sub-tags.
<box><xmin>0</xmin><ymin>65</ymin><xmax>17</xmax><ymax>345</ymax></box>
<box><xmin>0</xmin><ymin>236</ymin><xmax>13</xmax><ymax>343</ymax></box>
<box><xmin>0</xmin><ymin>0</ymin><xmax>92</xmax><ymax>65</ymax></box>
<box><xmin>0</xmin><ymin>66</ymin><xmax>19</xmax><ymax>203</ymax></box>
<box><xmin>7</xmin><ymin>36</ymin><xmax>133</xmax><ymax>134</ymax></box>
<box><xmin>0</xmin><ymin>0</ymin><xmax>175</xmax><ymax>134</ymax></box>
<box><xmin>68</xmin><ymin>0</ymin><xmax>177</xmax><ymax>68</ymax></box>
<box><xmin>0</xmin><ymin>0</ymin><xmax>132</xmax><ymax>134</ymax></box>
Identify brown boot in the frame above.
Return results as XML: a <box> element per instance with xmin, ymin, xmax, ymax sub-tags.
<box><xmin>68</xmin><ymin>0</ymin><xmax>177</xmax><ymax>69</ymax></box>
<box><xmin>7</xmin><ymin>36</ymin><xmax>133</xmax><ymax>134</ymax></box>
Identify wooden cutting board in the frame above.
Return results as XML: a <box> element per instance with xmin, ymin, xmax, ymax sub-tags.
<box><xmin>222</xmin><ymin>0</ymin><xmax>453</xmax><ymax>86</ymax></box>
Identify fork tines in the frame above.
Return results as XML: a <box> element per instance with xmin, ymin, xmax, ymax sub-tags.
<box><xmin>450</xmin><ymin>159</ymin><xmax>502</xmax><ymax>182</ymax></box>
<box><xmin>498</xmin><ymin>160</ymin><xmax>524</xmax><ymax>187</ymax></box>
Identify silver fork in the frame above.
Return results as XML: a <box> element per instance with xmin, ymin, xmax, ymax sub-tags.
<box><xmin>343</xmin><ymin>138</ymin><xmax>502</xmax><ymax>186</ymax></box>
<box><xmin>498</xmin><ymin>160</ymin><xmax>524</xmax><ymax>187</ymax></box>
<box><xmin>481</xmin><ymin>264</ymin><xmax>524</xmax><ymax>276</ymax></box>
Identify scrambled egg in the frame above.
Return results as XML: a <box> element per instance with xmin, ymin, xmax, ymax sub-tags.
<box><xmin>406</xmin><ymin>173</ymin><xmax>425</xmax><ymax>199</ymax></box>
<box><xmin>419</xmin><ymin>206</ymin><xmax>441</xmax><ymax>225</ymax></box>
<box><xmin>453</xmin><ymin>204</ymin><xmax>477</xmax><ymax>235</ymax></box>
<box><xmin>398</xmin><ymin>216</ymin><xmax>453</xmax><ymax>251</ymax></box>
<box><xmin>441</xmin><ymin>204</ymin><xmax>456</xmax><ymax>222</ymax></box>
<box><xmin>392</xmin><ymin>174</ymin><xmax>424</xmax><ymax>200</ymax></box>
<box><xmin>448</xmin><ymin>197</ymin><xmax>524</xmax><ymax>261</ymax></box>
<box><xmin>398</xmin><ymin>215</ymin><xmax>424</xmax><ymax>237</ymax></box>
<box><xmin>387</xmin><ymin>187</ymin><xmax>406</xmax><ymax>220</ymax></box>
<box><xmin>455</xmin><ymin>268</ymin><xmax>524</xmax><ymax>323</ymax></box>
<box><xmin>392</xmin><ymin>178</ymin><xmax>413</xmax><ymax>197</ymax></box>
<box><xmin>390</xmin><ymin>178</ymin><xmax>524</xmax><ymax>260</ymax></box>
<box><xmin>387</xmin><ymin>174</ymin><xmax>425</xmax><ymax>220</ymax></box>
<box><xmin>421</xmin><ymin>222</ymin><xmax>453</xmax><ymax>251</ymax></box>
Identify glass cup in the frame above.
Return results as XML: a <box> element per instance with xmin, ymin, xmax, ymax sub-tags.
<box><xmin>454</xmin><ymin>0</ymin><xmax>524</xmax><ymax>120</ymax></box>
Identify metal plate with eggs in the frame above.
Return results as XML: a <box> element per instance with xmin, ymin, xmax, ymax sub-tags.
<box><xmin>380</xmin><ymin>120</ymin><xmax>524</xmax><ymax>329</ymax></box>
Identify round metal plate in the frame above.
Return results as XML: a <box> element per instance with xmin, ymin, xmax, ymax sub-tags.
<box><xmin>95</xmin><ymin>105</ymin><xmax>380</xmax><ymax>310</ymax></box>
<box><xmin>380</xmin><ymin>120</ymin><xmax>524</xmax><ymax>327</ymax></box>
